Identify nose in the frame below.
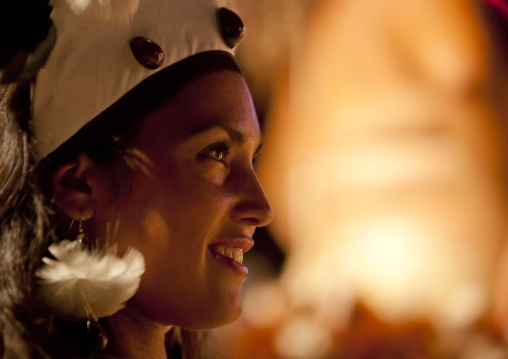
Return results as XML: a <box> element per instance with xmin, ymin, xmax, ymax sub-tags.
<box><xmin>230</xmin><ymin>167</ymin><xmax>273</xmax><ymax>227</ymax></box>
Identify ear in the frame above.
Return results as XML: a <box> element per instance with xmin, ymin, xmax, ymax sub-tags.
<box><xmin>52</xmin><ymin>153</ymin><xmax>103</xmax><ymax>220</ymax></box>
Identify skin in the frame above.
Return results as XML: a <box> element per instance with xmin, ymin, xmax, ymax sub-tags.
<box><xmin>53</xmin><ymin>70</ymin><xmax>272</xmax><ymax>358</ymax></box>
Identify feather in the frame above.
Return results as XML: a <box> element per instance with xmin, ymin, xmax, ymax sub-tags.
<box><xmin>36</xmin><ymin>240</ymin><xmax>145</xmax><ymax>321</ymax></box>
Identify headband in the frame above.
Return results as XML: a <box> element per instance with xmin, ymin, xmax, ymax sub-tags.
<box><xmin>29</xmin><ymin>0</ymin><xmax>245</xmax><ymax>157</ymax></box>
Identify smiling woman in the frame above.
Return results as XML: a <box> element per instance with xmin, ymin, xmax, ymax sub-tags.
<box><xmin>0</xmin><ymin>0</ymin><xmax>271</xmax><ymax>358</ymax></box>
<box><xmin>100</xmin><ymin>71</ymin><xmax>271</xmax><ymax>331</ymax></box>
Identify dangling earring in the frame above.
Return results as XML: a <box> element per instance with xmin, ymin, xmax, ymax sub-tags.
<box><xmin>69</xmin><ymin>217</ymin><xmax>86</xmax><ymax>243</ymax></box>
<box><xmin>85</xmin><ymin>319</ymin><xmax>108</xmax><ymax>352</ymax></box>
<box><xmin>76</xmin><ymin>218</ymin><xmax>85</xmax><ymax>243</ymax></box>
<box><xmin>35</xmin><ymin>216</ymin><xmax>146</xmax><ymax>322</ymax></box>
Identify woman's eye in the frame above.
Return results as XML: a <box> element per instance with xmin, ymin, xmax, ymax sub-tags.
<box><xmin>200</xmin><ymin>140</ymin><xmax>231</xmax><ymax>163</ymax></box>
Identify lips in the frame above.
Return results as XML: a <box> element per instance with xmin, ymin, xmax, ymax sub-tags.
<box><xmin>213</xmin><ymin>246</ymin><xmax>244</xmax><ymax>264</ymax></box>
<box><xmin>209</xmin><ymin>238</ymin><xmax>253</xmax><ymax>275</ymax></box>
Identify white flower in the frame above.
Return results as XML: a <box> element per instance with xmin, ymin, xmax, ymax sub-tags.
<box><xmin>36</xmin><ymin>240</ymin><xmax>145</xmax><ymax>321</ymax></box>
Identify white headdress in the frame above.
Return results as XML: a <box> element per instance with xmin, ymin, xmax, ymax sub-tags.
<box><xmin>31</xmin><ymin>0</ymin><xmax>245</xmax><ymax>157</ymax></box>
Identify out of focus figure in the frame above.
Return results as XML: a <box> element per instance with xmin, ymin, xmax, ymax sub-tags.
<box><xmin>213</xmin><ymin>0</ymin><xmax>508</xmax><ymax>358</ymax></box>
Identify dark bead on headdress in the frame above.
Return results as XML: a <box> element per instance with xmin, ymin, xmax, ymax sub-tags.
<box><xmin>130</xmin><ymin>37</ymin><xmax>164</xmax><ymax>69</ymax></box>
<box><xmin>217</xmin><ymin>7</ymin><xmax>245</xmax><ymax>49</ymax></box>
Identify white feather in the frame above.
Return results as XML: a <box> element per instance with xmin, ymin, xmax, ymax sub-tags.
<box><xmin>36</xmin><ymin>240</ymin><xmax>145</xmax><ymax>321</ymax></box>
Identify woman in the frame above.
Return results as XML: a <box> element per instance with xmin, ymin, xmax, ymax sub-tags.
<box><xmin>0</xmin><ymin>0</ymin><xmax>272</xmax><ymax>357</ymax></box>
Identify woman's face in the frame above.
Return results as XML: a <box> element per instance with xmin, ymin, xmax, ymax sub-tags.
<box><xmin>91</xmin><ymin>70</ymin><xmax>272</xmax><ymax>329</ymax></box>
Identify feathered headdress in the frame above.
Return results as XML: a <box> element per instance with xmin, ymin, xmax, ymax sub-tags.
<box><xmin>1</xmin><ymin>0</ymin><xmax>245</xmax><ymax>158</ymax></box>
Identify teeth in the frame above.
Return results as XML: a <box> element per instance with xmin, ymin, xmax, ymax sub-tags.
<box><xmin>233</xmin><ymin>248</ymin><xmax>243</xmax><ymax>263</ymax></box>
<box><xmin>214</xmin><ymin>246</ymin><xmax>243</xmax><ymax>264</ymax></box>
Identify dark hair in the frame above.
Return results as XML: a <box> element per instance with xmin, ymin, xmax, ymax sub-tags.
<box><xmin>0</xmin><ymin>0</ymin><xmax>54</xmax><ymax>351</ymax></box>
<box><xmin>0</xmin><ymin>80</ymin><xmax>50</xmax><ymax>358</ymax></box>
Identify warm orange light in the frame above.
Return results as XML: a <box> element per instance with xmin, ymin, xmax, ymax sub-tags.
<box><xmin>257</xmin><ymin>0</ymin><xmax>508</xmax><ymax>333</ymax></box>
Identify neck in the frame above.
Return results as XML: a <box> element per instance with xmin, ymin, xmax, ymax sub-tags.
<box><xmin>101</xmin><ymin>305</ymin><xmax>172</xmax><ymax>359</ymax></box>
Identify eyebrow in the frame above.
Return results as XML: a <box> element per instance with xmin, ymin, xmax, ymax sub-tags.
<box><xmin>219</xmin><ymin>124</ymin><xmax>248</xmax><ymax>144</ymax></box>
<box><xmin>189</xmin><ymin>124</ymin><xmax>264</xmax><ymax>153</ymax></box>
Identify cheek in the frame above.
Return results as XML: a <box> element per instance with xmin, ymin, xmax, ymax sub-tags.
<box><xmin>143</xmin><ymin>209</ymin><xmax>170</xmax><ymax>240</ymax></box>
<box><xmin>197</xmin><ymin>164</ymin><xmax>228</xmax><ymax>186</ymax></box>
<box><xmin>164</xmin><ymin>170</ymin><xmax>233</xmax><ymax>228</ymax></box>
<box><xmin>142</xmin><ymin>209</ymin><xmax>172</xmax><ymax>247</ymax></box>
<box><xmin>111</xmin><ymin>164</ymin><xmax>234</xmax><ymax>262</ymax></box>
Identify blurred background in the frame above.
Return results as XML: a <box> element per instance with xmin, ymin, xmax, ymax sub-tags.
<box><xmin>213</xmin><ymin>0</ymin><xmax>508</xmax><ymax>357</ymax></box>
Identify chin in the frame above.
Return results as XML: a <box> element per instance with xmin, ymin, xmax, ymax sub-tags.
<box><xmin>180</xmin><ymin>293</ymin><xmax>244</xmax><ymax>330</ymax></box>
<box><xmin>132</xmin><ymin>286</ymin><xmax>245</xmax><ymax>330</ymax></box>
<box><xmin>184</xmin><ymin>306</ymin><xmax>243</xmax><ymax>331</ymax></box>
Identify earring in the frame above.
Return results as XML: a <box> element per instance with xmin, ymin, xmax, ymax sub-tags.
<box><xmin>76</xmin><ymin>218</ymin><xmax>85</xmax><ymax>243</ymax></box>
<box><xmin>86</xmin><ymin>319</ymin><xmax>108</xmax><ymax>352</ymax></box>
<box><xmin>44</xmin><ymin>317</ymin><xmax>108</xmax><ymax>356</ymax></box>
<box><xmin>35</xmin><ymin>218</ymin><xmax>145</xmax><ymax>322</ymax></box>
<box><xmin>69</xmin><ymin>217</ymin><xmax>86</xmax><ymax>243</ymax></box>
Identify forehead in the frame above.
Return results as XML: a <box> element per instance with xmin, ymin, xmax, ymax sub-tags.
<box><xmin>135</xmin><ymin>70</ymin><xmax>260</xmax><ymax>144</ymax></box>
